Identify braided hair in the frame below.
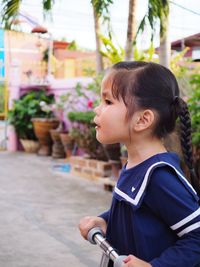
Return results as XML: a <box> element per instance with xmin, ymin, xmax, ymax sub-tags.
<box><xmin>109</xmin><ymin>61</ymin><xmax>200</xmax><ymax>195</ymax></box>
<box><xmin>174</xmin><ymin>97</ymin><xmax>200</xmax><ymax>195</ymax></box>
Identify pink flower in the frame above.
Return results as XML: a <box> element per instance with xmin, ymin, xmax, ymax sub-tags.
<box><xmin>87</xmin><ymin>100</ymin><xmax>93</xmax><ymax>109</ymax></box>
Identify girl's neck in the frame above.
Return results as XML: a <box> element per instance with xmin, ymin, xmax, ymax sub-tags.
<box><xmin>125</xmin><ymin>137</ymin><xmax>167</xmax><ymax>169</ymax></box>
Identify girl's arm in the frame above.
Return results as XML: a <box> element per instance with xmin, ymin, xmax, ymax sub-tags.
<box><xmin>144</xmin><ymin>167</ymin><xmax>200</xmax><ymax>267</ymax></box>
<box><xmin>98</xmin><ymin>209</ymin><xmax>110</xmax><ymax>223</ymax></box>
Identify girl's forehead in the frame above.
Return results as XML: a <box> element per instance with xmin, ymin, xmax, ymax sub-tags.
<box><xmin>101</xmin><ymin>72</ymin><xmax>114</xmax><ymax>90</ymax></box>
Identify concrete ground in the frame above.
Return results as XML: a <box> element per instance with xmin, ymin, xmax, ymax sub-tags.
<box><xmin>0</xmin><ymin>151</ymin><xmax>112</xmax><ymax>267</ymax></box>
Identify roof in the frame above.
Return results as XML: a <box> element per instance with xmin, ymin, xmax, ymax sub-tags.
<box><xmin>171</xmin><ymin>33</ymin><xmax>200</xmax><ymax>49</ymax></box>
<box><xmin>53</xmin><ymin>40</ymin><xmax>70</xmax><ymax>49</ymax></box>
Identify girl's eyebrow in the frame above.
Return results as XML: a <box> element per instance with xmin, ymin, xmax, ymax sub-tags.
<box><xmin>102</xmin><ymin>91</ymin><xmax>111</xmax><ymax>98</ymax></box>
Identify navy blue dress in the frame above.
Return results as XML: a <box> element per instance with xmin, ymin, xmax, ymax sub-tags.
<box><xmin>99</xmin><ymin>152</ymin><xmax>200</xmax><ymax>267</ymax></box>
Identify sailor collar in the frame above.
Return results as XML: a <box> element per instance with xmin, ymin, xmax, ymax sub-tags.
<box><xmin>113</xmin><ymin>156</ymin><xmax>198</xmax><ymax>210</ymax></box>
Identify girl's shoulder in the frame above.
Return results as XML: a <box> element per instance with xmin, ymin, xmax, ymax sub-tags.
<box><xmin>114</xmin><ymin>152</ymin><xmax>199</xmax><ymax>210</ymax></box>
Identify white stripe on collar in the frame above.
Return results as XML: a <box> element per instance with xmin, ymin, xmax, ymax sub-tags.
<box><xmin>114</xmin><ymin>161</ymin><xmax>197</xmax><ymax>206</ymax></box>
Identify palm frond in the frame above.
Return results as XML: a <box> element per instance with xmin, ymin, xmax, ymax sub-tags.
<box><xmin>91</xmin><ymin>0</ymin><xmax>113</xmax><ymax>17</ymax></box>
<box><xmin>42</xmin><ymin>0</ymin><xmax>54</xmax><ymax>19</ymax></box>
<box><xmin>136</xmin><ymin>0</ymin><xmax>169</xmax><ymax>41</ymax></box>
<box><xmin>1</xmin><ymin>0</ymin><xmax>22</xmax><ymax>29</ymax></box>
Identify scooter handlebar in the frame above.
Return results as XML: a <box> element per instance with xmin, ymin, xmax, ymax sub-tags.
<box><xmin>87</xmin><ymin>227</ymin><xmax>127</xmax><ymax>267</ymax></box>
<box><xmin>87</xmin><ymin>227</ymin><xmax>103</xmax><ymax>244</ymax></box>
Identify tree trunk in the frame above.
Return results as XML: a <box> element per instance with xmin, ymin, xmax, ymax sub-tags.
<box><xmin>125</xmin><ymin>0</ymin><xmax>137</xmax><ymax>61</ymax></box>
<box><xmin>159</xmin><ymin>12</ymin><xmax>170</xmax><ymax>68</ymax></box>
<box><xmin>92</xmin><ymin>6</ymin><xmax>104</xmax><ymax>73</ymax></box>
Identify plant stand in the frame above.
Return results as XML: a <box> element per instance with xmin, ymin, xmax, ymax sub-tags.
<box><xmin>32</xmin><ymin>118</ymin><xmax>59</xmax><ymax>156</ymax></box>
<box><xmin>50</xmin><ymin>129</ymin><xmax>65</xmax><ymax>159</ymax></box>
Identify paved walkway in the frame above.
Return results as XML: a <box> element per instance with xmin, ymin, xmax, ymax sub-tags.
<box><xmin>0</xmin><ymin>152</ymin><xmax>112</xmax><ymax>267</ymax></box>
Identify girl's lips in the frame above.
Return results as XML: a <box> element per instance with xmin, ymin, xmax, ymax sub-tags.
<box><xmin>95</xmin><ymin>125</ymin><xmax>100</xmax><ymax>130</ymax></box>
<box><xmin>94</xmin><ymin>118</ymin><xmax>100</xmax><ymax>129</ymax></box>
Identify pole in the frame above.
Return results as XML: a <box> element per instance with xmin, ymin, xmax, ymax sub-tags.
<box><xmin>47</xmin><ymin>32</ymin><xmax>53</xmax><ymax>78</ymax></box>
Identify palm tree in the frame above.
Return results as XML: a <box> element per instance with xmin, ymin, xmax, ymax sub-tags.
<box><xmin>137</xmin><ymin>0</ymin><xmax>170</xmax><ymax>67</ymax></box>
<box><xmin>91</xmin><ymin>2</ymin><xmax>104</xmax><ymax>74</ymax></box>
<box><xmin>124</xmin><ymin>0</ymin><xmax>137</xmax><ymax>61</ymax></box>
<box><xmin>158</xmin><ymin>2</ymin><xmax>170</xmax><ymax>67</ymax></box>
<box><xmin>90</xmin><ymin>0</ymin><xmax>113</xmax><ymax>73</ymax></box>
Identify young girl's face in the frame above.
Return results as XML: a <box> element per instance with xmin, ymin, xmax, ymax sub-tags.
<box><xmin>94</xmin><ymin>74</ymin><xmax>130</xmax><ymax>145</ymax></box>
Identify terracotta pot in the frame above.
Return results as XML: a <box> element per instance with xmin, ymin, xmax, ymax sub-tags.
<box><xmin>50</xmin><ymin>129</ymin><xmax>65</xmax><ymax>159</ymax></box>
<box><xmin>60</xmin><ymin>133</ymin><xmax>75</xmax><ymax>158</ymax></box>
<box><xmin>32</xmin><ymin>118</ymin><xmax>59</xmax><ymax>156</ymax></box>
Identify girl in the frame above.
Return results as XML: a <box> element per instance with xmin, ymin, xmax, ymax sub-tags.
<box><xmin>79</xmin><ymin>61</ymin><xmax>200</xmax><ymax>267</ymax></box>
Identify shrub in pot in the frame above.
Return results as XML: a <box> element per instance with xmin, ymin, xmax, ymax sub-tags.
<box><xmin>8</xmin><ymin>89</ymin><xmax>55</xmax><ymax>153</ymax></box>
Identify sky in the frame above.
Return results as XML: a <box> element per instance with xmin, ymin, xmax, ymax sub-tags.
<box><xmin>8</xmin><ymin>0</ymin><xmax>200</xmax><ymax>50</ymax></box>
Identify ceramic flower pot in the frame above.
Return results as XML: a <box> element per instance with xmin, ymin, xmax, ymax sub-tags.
<box><xmin>32</xmin><ymin>118</ymin><xmax>59</xmax><ymax>156</ymax></box>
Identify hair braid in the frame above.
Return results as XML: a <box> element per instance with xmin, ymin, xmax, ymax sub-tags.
<box><xmin>175</xmin><ymin>97</ymin><xmax>200</xmax><ymax>195</ymax></box>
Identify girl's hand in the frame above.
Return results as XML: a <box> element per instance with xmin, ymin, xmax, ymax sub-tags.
<box><xmin>123</xmin><ymin>255</ymin><xmax>152</xmax><ymax>267</ymax></box>
<box><xmin>78</xmin><ymin>216</ymin><xmax>107</xmax><ymax>240</ymax></box>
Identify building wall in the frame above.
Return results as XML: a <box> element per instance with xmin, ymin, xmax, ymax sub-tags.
<box><xmin>53</xmin><ymin>49</ymin><xmax>96</xmax><ymax>78</ymax></box>
<box><xmin>4</xmin><ymin>30</ymin><xmax>48</xmax><ymax>83</ymax></box>
<box><xmin>3</xmin><ymin>30</ymin><xmax>96</xmax><ymax>82</ymax></box>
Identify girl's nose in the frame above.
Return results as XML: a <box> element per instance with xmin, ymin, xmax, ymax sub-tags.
<box><xmin>94</xmin><ymin>104</ymin><xmax>100</xmax><ymax>115</ymax></box>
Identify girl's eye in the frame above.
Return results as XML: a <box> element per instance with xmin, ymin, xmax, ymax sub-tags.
<box><xmin>105</xmin><ymin>99</ymin><xmax>112</xmax><ymax>105</ymax></box>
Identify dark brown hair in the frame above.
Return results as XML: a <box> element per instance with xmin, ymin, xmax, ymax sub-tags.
<box><xmin>108</xmin><ymin>61</ymin><xmax>200</xmax><ymax>195</ymax></box>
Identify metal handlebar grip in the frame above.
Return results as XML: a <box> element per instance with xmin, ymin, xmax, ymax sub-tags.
<box><xmin>87</xmin><ymin>227</ymin><xmax>127</xmax><ymax>267</ymax></box>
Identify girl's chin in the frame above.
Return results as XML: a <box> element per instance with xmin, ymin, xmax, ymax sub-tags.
<box><xmin>96</xmin><ymin>136</ymin><xmax>107</xmax><ymax>144</ymax></box>
<box><xmin>96</xmin><ymin>131</ymin><xmax>120</xmax><ymax>144</ymax></box>
<box><xmin>96</xmin><ymin>135</ymin><xmax>116</xmax><ymax>145</ymax></box>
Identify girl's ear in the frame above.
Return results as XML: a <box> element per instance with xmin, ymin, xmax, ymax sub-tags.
<box><xmin>133</xmin><ymin>109</ymin><xmax>155</xmax><ymax>132</ymax></box>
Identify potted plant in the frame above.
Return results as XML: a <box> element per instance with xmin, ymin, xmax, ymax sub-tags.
<box><xmin>40</xmin><ymin>92</ymin><xmax>77</xmax><ymax>158</ymax></box>
<box><xmin>8</xmin><ymin>90</ymin><xmax>54</xmax><ymax>153</ymax></box>
<box><xmin>48</xmin><ymin>94</ymin><xmax>71</xmax><ymax>159</ymax></box>
<box><xmin>31</xmin><ymin>94</ymin><xmax>60</xmax><ymax>156</ymax></box>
